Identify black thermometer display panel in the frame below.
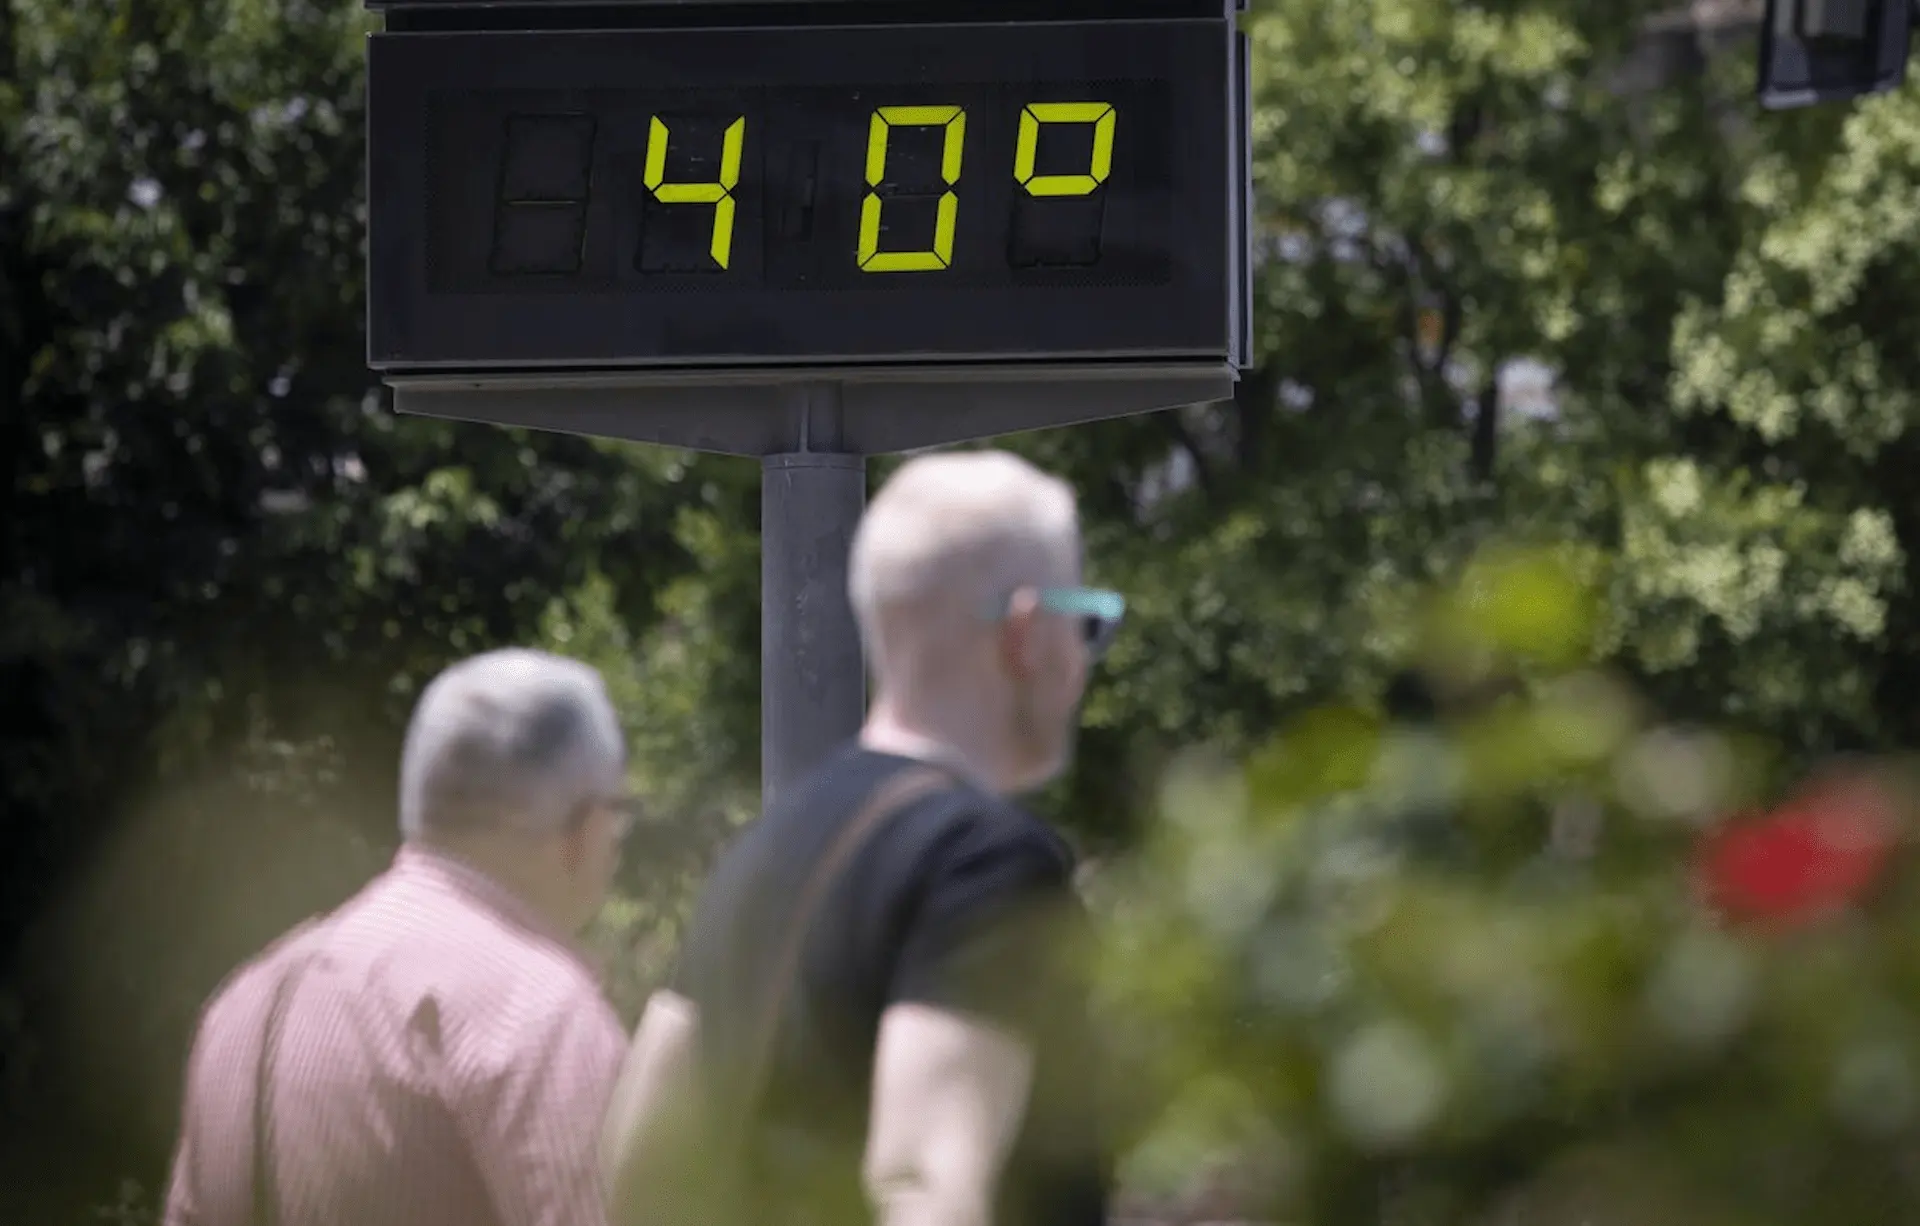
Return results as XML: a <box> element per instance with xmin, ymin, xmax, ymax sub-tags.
<box><xmin>367</xmin><ymin>18</ymin><xmax>1235</xmax><ymax>368</ymax></box>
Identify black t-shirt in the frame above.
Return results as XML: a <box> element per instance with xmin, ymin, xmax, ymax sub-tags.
<box><xmin>674</xmin><ymin>745</ymin><xmax>1110</xmax><ymax>1226</ymax></box>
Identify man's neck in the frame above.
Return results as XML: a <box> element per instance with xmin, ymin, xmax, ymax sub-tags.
<box><xmin>860</xmin><ymin>700</ymin><xmax>1006</xmax><ymax>796</ymax></box>
<box><xmin>413</xmin><ymin>836</ymin><xmax>576</xmax><ymax>936</ymax></box>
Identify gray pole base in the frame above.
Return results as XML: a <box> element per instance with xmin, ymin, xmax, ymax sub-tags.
<box><xmin>761</xmin><ymin>451</ymin><xmax>868</xmax><ymax>809</ymax></box>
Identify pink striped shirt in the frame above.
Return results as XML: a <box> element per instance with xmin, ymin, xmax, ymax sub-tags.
<box><xmin>163</xmin><ymin>845</ymin><xmax>628</xmax><ymax>1226</ymax></box>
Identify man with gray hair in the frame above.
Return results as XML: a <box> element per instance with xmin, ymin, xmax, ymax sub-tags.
<box><xmin>164</xmin><ymin>648</ymin><xmax>636</xmax><ymax>1226</ymax></box>
<box><xmin>605</xmin><ymin>451</ymin><xmax>1122</xmax><ymax>1226</ymax></box>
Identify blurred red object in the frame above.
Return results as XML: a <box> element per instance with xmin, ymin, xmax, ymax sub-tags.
<box><xmin>1695</xmin><ymin>773</ymin><xmax>1900</xmax><ymax>927</ymax></box>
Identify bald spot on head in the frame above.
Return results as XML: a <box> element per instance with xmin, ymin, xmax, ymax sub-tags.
<box><xmin>848</xmin><ymin>451</ymin><xmax>1081</xmax><ymax>687</ymax></box>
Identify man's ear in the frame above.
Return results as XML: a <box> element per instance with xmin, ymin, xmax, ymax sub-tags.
<box><xmin>997</xmin><ymin>588</ymin><xmax>1041</xmax><ymax>679</ymax></box>
<box><xmin>558</xmin><ymin>817</ymin><xmax>589</xmax><ymax>874</ymax></box>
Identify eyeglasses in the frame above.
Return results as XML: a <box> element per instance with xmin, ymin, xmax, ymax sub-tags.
<box><xmin>983</xmin><ymin>586</ymin><xmax>1127</xmax><ymax>660</ymax></box>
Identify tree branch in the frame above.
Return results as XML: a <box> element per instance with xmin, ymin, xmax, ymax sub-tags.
<box><xmin>1383</xmin><ymin>234</ymin><xmax>1466</xmax><ymax>432</ymax></box>
<box><xmin>1470</xmin><ymin>374</ymin><xmax>1500</xmax><ymax>482</ymax></box>
<box><xmin>1158</xmin><ymin>408</ymin><xmax>1220</xmax><ymax>501</ymax></box>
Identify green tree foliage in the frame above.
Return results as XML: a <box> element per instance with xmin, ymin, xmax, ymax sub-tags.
<box><xmin>0</xmin><ymin>0</ymin><xmax>697</xmax><ymax>1208</ymax></box>
<box><xmin>1024</xmin><ymin>0</ymin><xmax>1908</xmax><ymax>815</ymax></box>
<box><xmin>1098</xmin><ymin>553</ymin><xmax>1920</xmax><ymax>1226</ymax></box>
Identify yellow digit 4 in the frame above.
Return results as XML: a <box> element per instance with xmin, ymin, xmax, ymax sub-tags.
<box><xmin>858</xmin><ymin>105</ymin><xmax>966</xmax><ymax>273</ymax></box>
<box><xmin>1014</xmin><ymin>102</ymin><xmax>1115</xmax><ymax>197</ymax></box>
<box><xmin>644</xmin><ymin>115</ymin><xmax>746</xmax><ymax>269</ymax></box>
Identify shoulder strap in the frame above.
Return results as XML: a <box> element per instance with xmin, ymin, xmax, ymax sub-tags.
<box><xmin>733</xmin><ymin>764</ymin><xmax>954</xmax><ymax>1124</ymax></box>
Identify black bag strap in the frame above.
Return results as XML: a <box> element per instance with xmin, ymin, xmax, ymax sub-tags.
<box><xmin>731</xmin><ymin>764</ymin><xmax>953</xmax><ymax>1129</ymax></box>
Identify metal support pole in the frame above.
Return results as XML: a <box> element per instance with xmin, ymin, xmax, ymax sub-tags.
<box><xmin>760</xmin><ymin>450</ymin><xmax>868</xmax><ymax>808</ymax></box>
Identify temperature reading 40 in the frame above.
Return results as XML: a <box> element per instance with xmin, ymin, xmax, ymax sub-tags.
<box><xmin>631</xmin><ymin>99</ymin><xmax>1119</xmax><ymax>274</ymax></box>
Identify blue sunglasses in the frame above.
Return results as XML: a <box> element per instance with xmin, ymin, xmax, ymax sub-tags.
<box><xmin>982</xmin><ymin>586</ymin><xmax>1127</xmax><ymax>659</ymax></box>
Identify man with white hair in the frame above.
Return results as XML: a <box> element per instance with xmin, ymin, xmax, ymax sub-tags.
<box><xmin>163</xmin><ymin>648</ymin><xmax>636</xmax><ymax>1226</ymax></box>
<box><xmin>604</xmin><ymin>451</ymin><xmax>1123</xmax><ymax>1226</ymax></box>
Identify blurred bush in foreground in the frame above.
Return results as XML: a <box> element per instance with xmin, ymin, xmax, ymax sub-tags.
<box><xmin>1097</xmin><ymin>548</ymin><xmax>1920</xmax><ymax>1226</ymax></box>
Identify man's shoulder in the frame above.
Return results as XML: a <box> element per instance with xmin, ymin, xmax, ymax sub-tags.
<box><xmin>870</xmin><ymin>778</ymin><xmax>1087</xmax><ymax>1031</ymax></box>
<box><xmin>321</xmin><ymin>873</ymin><xmax>626</xmax><ymax>1083</ymax></box>
<box><xmin>196</xmin><ymin>916</ymin><xmax>329</xmax><ymax>1018</ymax></box>
<box><xmin>892</xmin><ymin>783</ymin><xmax>1072</xmax><ymax>881</ymax></box>
<box><xmin>337</xmin><ymin>869</ymin><xmax>611</xmax><ymax>1018</ymax></box>
<box><xmin>775</xmin><ymin>747</ymin><xmax>1073</xmax><ymax>883</ymax></box>
<box><xmin>182</xmin><ymin>915</ymin><xmax>332</xmax><ymax>1081</ymax></box>
<box><xmin>694</xmin><ymin>751</ymin><xmax>1075</xmax><ymax>937</ymax></box>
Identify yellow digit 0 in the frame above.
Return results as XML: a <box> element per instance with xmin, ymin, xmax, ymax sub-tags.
<box><xmin>644</xmin><ymin>114</ymin><xmax>746</xmax><ymax>269</ymax></box>
<box><xmin>858</xmin><ymin>105</ymin><xmax>966</xmax><ymax>272</ymax></box>
<box><xmin>1014</xmin><ymin>102</ymin><xmax>1115</xmax><ymax>197</ymax></box>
